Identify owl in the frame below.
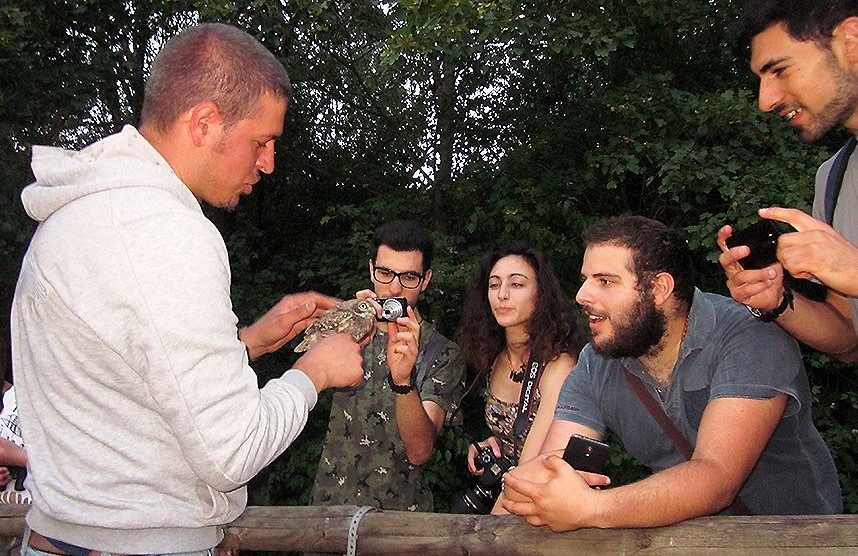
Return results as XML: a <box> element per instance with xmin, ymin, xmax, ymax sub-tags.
<box><xmin>293</xmin><ymin>298</ymin><xmax>377</xmax><ymax>352</ymax></box>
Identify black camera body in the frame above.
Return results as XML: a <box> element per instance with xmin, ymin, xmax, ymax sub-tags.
<box><xmin>726</xmin><ymin>219</ymin><xmax>828</xmax><ymax>302</ymax></box>
<box><xmin>377</xmin><ymin>297</ymin><xmax>408</xmax><ymax>322</ymax></box>
<box><xmin>725</xmin><ymin>220</ymin><xmax>781</xmax><ymax>270</ymax></box>
<box><xmin>451</xmin><ymin>445</ymin><xmax>513</xmax><ymax>514</ymax></box>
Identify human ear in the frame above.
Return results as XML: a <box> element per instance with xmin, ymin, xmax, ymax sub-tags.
<box><xmin>420</xmin><ymin>269</ymin><xmax>433</xmax><ymax>292</ymax></box>
<box><xmin>187</xmin><ymin>101</ymin><xmax>222</xmax><ymax>147</ymax></box>
<box><xmin>834</xmin><ymin>17</ymin><xmax>858</xmax><ymax>63</ymax></box>
<box><xmin>650</xmin><ymin>272</ymin><xmax>675</xmax><ymax>306</ymax></box>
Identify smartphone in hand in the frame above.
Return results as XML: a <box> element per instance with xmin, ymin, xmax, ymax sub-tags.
<box><xmin>561</xmin><ymin>434</ymin><xmax>610</xmax><ymax>474</ymax></box>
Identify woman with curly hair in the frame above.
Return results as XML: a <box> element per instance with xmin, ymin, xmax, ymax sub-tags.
<box><xmin>456</xmin><ymin>241</ymin><xmax>583</xmax><ymax>507</ymax></box>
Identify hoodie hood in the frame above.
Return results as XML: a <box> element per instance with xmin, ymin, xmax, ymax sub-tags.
<box><xmin>23</xmin><ymin>125</ymin><xmax>200</xmax><ymax>222</ymax></box>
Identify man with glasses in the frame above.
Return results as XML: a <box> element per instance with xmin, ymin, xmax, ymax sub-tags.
<box><xmin>311</xmin><ymin>220</ymin><xmax>465</xmax><ymax>512</ymax></box>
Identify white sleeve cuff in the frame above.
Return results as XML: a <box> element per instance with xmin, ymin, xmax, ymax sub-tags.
<box><xmin>281</xmin><ymin>369</ymin><xmax>318</xmax><ymax>410</ymax></box>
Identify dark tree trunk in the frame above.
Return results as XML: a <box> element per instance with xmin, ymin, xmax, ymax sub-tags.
<box><xmin>432</xmin><ymin>53</ymin><xmax>456</xmax><ymax>234</ymax></box>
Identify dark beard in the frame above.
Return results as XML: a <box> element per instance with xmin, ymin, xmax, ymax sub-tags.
<box><xmin>592</xmin><ymin>290</ymin><xmax>667</xmax><ymax>359</ymax></box>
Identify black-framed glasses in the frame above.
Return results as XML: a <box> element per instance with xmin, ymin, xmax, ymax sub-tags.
<box><xmin>372</xmin><ymin>264</ymin><xmax>425</xmax><ymax>289</ymax></box>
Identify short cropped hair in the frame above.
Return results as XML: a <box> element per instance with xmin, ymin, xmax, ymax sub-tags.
<box><xmin>732</xmin><ymin>0</ymin><xmax>858</xmax><ymax>54</ymax></box>
<box><xmin>372</xmin><ymin>221</ymin><xmax>434</xmax><ymax>271</ymax></box>
<box><xmin>140</xmin><ymin>23</ymin><xmax>292</xmax><ymax>132</ymax></box>
<box><xmin>582</xmin><ymin>215</ymin><xmax>695</xmax><ymax>311</ymax></box>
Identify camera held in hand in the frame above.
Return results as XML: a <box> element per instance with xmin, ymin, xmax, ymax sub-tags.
<box><xmin>726</xmin><ymin>219</ymin><xmax>828</xmax><ymax>302</ymax></box>
<box><xmin>377</xmin><ymin>297</ymin><xmax>408</xmax><ymax>322</ymax></box>
<box><xmin>451</xmin><ymin>445</ymin><xmax>513</xmax><ymax>514</ymax></box>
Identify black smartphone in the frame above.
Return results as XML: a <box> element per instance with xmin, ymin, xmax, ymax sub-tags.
<box><xmin>725</xmin><ymin>220</ymin><xmax>781</xmax><ymax>270</ymax></box>
<box><xmin>561</xmin><ymin>434</ymin><xmax>610</xmax><ymax>474</ymax></box>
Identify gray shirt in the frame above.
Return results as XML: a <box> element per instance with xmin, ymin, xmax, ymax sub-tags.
<box><xmin>814</xmin><ymin>141</ymin><xmax>858</xmax><ymax>336</ymax></box>
<box><xmin>556</xmin><ymin>290</ymin><xmax>842</xmax><ymax>514</ymax></box>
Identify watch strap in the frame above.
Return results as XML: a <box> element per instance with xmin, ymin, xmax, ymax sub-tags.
<box><xmin>747</xmin><ymin>282</ymin><xmax>794</xmax><ymax>322</ymax></box>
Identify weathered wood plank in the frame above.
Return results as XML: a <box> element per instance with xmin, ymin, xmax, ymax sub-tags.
<box><xmin>220</xmin><ymin>506</ymin><xmax>858</xmax><ymax>555</ymax></box>
<box><xmin>0</xmin><ymin>505</ymin><xmax>856</xmax><ymax>555</ymax></box>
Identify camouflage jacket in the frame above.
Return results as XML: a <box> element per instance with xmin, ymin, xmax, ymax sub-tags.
<box><xmin>311</xmin><ymin>320</ymin><xmax>465</xmax><ymax>511</ymax></box>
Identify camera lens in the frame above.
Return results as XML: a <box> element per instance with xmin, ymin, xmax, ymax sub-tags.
<box><xmin>451</xmin><ymin>449</ymin><xmax>513</xmax><ymax>514</ymax></box>
<box><xmin>381</xmin><ymin>298</ymin><xmax>404</xmax><ymax>321</ymax></box>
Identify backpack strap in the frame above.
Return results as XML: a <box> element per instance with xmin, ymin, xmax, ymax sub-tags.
<box><xmin>624</xmin><ymin>371</ymin><xmax>753</xmax><ymax>516</ymax></box>
<box><xmin>824</xmin><ymin>136</ymin><xmax>857</xmax><ymax>225</ymax></box>
<box><xmin>413</xmin><ymin>330</ymin><xmax>449</xmax><ymax>389</ymax></box>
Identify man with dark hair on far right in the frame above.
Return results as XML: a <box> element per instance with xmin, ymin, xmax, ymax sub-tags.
<box><xmin>500</xmin><ymin>215</ymin><xmax>840</xmax><ymax>532</ymax></box>
<box><xmin>718</xmin><ymin>0</ymin><xmax>858</xmax><ymax>362</ymax></box>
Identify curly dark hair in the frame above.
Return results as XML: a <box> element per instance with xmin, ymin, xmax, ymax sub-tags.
<box><xmin>456</xmin><ymin>241</ymin><xmax>583</xmax><ymax>376</ymax></box>
<box><xmin>732</xmin><ymin>0</ymin><xmax>858</xmax><ymax>56</ymax></box>
<box><xmin>582</xmin><ymin>215</ymin><xmax>695</xmax><ymax>313</ymax></box>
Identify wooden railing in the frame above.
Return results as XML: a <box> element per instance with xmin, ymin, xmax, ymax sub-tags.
<box><xmin>1</xmin><ymin>504</ymin><xmax>857</xmax><ymax>555</ymax></box>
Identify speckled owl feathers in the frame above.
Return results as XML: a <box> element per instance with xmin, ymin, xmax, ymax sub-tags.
<box><xmin>294</xmin><ymin>298</ymin><xmax>377</xmax><ymax>352</ymax></box>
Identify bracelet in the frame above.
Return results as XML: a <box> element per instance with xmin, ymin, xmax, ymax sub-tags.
<box><xmin>747</xmin><ymin>282</ymin><xmax>794</xmax><ymax>322</ymax></box>
<box><xmin>387</xmin><ymin>372</ymin><xmax>414</xmax><ymax>394</ymax></box>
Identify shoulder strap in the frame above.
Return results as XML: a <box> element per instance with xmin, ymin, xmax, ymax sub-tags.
<box><xmin>624</xmin><ymin>371</ymin><xmax>753</xmax><ymax>515</ymax></box>
<box><xmin>624</xmin><ymin>372</ymin><xmax>693</xmax><ymax>458</ymax></box>
<box><xmin>512</xmin><ymin>356</ymin><xmax>546</xmax><ymax>437</ymax></box>
<box><xmin>414</xmin><ymin>330</ymin><xmax>449</xmax><ymax>388</ymax></box>
<box><xmin>824</xmin><ymin>136</ymin><xmax>857</xmax><ymax>225</ymax></box>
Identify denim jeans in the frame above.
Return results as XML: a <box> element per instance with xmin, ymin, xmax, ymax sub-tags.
<box><xmin>21</xmin><ymin>528</ymin><xmax>215</xmax><ymax>556</ymax></box>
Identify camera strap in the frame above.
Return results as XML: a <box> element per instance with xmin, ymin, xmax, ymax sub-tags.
<box><xmin>413</xmin><ymin>330</ymin><xmax>449</xmax><ymax>389</ymax></box>
<box><xmin>512</xmin><ymin>356</ymin><xmax>545</xmax><ymax>437</ymax></box>
<box><xmin>824</xmin><ymin>135</ymin><xmax>857</xmax><ymax>225</ymax></box>
<box><xmin>624</xmin><ymin>371</ymin><xmax>753</xmax><ymax>516</ymax></box>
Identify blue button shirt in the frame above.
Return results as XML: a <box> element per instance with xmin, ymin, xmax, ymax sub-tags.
<box><xmin>556</xmin><ymin>290</ymin><xmax>842</xmax><ymax>514</ymax></box>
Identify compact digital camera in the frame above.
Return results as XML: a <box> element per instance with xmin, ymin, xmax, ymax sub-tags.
<box><xmin>451</xmin><ymin>445</ymin><xmax>513</xmax><ymax>514</ymax></box>
<box><xmin>377</xmin><ymin>297</ymin><xmax>408</xmax><ymax>322</ymax></box>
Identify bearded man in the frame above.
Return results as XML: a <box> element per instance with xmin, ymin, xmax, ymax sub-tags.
<box><xmin>500</xmin><ymin>215</ymin><xmax>841</xmax><ymax>532</ymax></box>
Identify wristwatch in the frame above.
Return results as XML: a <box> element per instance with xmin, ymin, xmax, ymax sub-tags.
<box><xmin>387</xmin><ymin>372</ymin><xmax>414</xmax><ymax>394</ymax></box>
<box><xmin>747</xmin><ymin>282</ymin><xmax>794</xmax><ymax>322</ymax></box>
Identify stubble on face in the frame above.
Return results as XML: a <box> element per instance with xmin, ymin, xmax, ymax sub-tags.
<box><xmin>590</xmin><ymin>287</ymin><xmax>667</xmax><ymax>359</ymax></box>
<box><xmin>798</xmin><ymin>52</ymin><xmax>858</xmax><ymax>141</ymax></box>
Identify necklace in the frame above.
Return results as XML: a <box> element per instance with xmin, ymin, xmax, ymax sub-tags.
<box><xmin>505</xmin><ymin>349</ymin><xmax>526</xmax><ymax>383</ymax></box>
<box><xmin>647</xmin><ymin>315</ymin><xmax>690</xmax><ymax>388</ymax></box>
<box><xmin>678</xmin><ymin>314</ymin><xmax>689</xmax><ymax>347</ymax></box>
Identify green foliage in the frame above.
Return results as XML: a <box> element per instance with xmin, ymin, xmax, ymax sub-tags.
<box><xmin>805</xmin><ymin>352</ymin><xmax>858</xmax><ymax>513</ymax></box>
<box><xmin>2</xmin><ymin>0</ymin><xmax>857</xmax><ymax>518</ymax></box>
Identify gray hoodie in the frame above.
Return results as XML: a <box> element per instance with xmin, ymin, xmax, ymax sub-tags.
<box><xmin>12</xmin><ymin>125</ymin><xmax>316</xmax><ymax>552</ymax></box>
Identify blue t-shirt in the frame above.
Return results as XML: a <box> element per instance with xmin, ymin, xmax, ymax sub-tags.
<box><xmin>556</xmin><ymin>290</ymin><xmax>842</xmax><ymax>514</ymax></box>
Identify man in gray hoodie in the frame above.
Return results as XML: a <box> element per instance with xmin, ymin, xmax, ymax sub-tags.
<box><xmin>12</xmin><ymin>23</ymin><xmax>364</xmax><ymax>555</ymax></box>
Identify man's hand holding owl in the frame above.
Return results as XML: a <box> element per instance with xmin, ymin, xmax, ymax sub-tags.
<box><xmin>240</xmin><ymin>291</ymin><xmax>340</xmax><ymax>359</ymax></box>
